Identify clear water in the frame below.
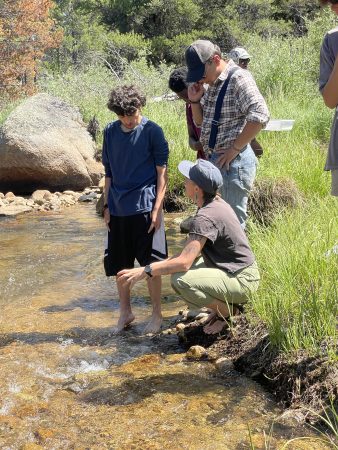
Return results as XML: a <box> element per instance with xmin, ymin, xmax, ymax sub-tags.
<box><xmin>0</xmin><ymin>205</ymin><xmax>329</xmax><ymax>449</ymax></box>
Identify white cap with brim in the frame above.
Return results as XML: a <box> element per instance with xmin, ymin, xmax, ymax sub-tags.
<box><xmin>228</xmin><ymin>47</ymin><xmax>251</xmax><ymax>63</ymax></box>
<box><xmin>178</xmin><ymin>159</ymin><xmax>223</xmax><ymax>194</ymax></box>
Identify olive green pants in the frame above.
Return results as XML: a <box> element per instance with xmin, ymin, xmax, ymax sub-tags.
<box><xmin>170</xmin><ymin>257</ymin><xmax>260</xmax><ymax>309</ymax></box>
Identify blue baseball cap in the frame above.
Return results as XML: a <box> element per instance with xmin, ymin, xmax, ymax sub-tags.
<box><xmin>178</xmin><ymin>159</ymin><xmax>223</xmax><ymax>194</ymax></box>
<box><xmin>185</xmin><ymin>40</ymin><xmax>217</xmax><ymax>83</ymax></box>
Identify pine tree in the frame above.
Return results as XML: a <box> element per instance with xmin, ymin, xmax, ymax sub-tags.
<box><xmin>0</xmin><ymin>0</ymin><xmax>62</xmax><ymax>97</ymax></box>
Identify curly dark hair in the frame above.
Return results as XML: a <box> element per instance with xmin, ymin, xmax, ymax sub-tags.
<box><xmin>168</xmin><ymin>67</ymin><xmax>188</xmax><ymax>93</ymax></box>
<box><xmin>107</xmin><ymin>85</ymin><xmax>146</xmax><ymax>116</ymax></box>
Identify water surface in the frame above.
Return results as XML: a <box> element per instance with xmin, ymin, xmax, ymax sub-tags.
<box><xmin>0</xmin><ymin>205</ymin><xmax>329</xmax><ymax>449</ymax></box>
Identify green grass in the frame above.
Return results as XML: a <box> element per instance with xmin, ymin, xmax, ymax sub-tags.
<box><xmin>249</xmin><ymin>198</ymin><xmax>337</xmax><ymax>355</ymax></box>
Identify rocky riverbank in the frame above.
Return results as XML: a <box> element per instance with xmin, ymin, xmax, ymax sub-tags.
<box><xmin>160</xmin><ymin>308</ymin><xmax>338</xmax><ymax>433</ymax></box>
<box><xmin>0</xmin><ymin>187</ymin><xmax>102</xmax><ymax>217</ymax></box>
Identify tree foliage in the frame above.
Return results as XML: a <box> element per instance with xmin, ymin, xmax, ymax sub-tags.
<box><xmin>0</xmin><ymin>0</ymin><xmax>62</xmax><ymax>97</ymax></box>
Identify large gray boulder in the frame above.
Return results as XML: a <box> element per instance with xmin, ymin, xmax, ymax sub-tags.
<box><xmin>0</xmin><ymin>93</ymin><xmax>103</xmax><ymax>193</ymax></box>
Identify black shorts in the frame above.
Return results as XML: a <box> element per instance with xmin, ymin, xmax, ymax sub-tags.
<box><xmin>104</xmin><ymin>212</ymin><xmax>167</xmax><ymax>277</ymax></box>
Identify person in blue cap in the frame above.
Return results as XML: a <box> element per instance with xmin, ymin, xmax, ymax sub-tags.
<box><xmin>184</xmin><ymin>39</ymin><xmax>269</xmax><ymax>228</ymax></box>
<box><xmin>117</xmin><ymin>159</ymin><xmax>260</xmax><ymax>335</ymax></box>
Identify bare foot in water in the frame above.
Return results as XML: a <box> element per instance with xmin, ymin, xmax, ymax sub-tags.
<box><xmin>143</xmin><ymin>314</ymin><xmax>163</xmax><ymax>334</ymax></box>
<box><xmin>203</xmin><ymin>318</ymin><xmax>228</xmax><ymax>335</ymax></box>
<box><xmin>111</xmin><ymin>312</ymin><xmax>135</xmax><ymax>334</ymax></box>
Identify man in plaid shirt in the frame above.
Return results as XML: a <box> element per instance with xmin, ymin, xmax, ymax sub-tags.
<box><xmin>185</xmin><ymin>39</ymin><xmax>269</xmax><ymax>227</ymax></box>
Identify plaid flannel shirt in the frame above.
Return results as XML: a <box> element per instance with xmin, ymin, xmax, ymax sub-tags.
<box><xmin>200</xmin><ymin>59</ymin><xmax>269</xmax><ymax>156</ymax></box>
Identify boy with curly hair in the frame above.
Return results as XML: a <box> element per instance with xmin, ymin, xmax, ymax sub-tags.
<box><xmin>102</xmin><ymin>85</ymin><xmax>169</xmax><ymax>334</ymax></box>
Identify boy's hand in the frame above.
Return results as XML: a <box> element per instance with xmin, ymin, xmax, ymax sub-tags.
<box><xmin>104</xmin><ymin>208</ymin><xmax>110</xmax><ymax>231</ymax></box>
<box><xmin>148</xmin><ymin>208</ymin><xmax>161</xmax><ymax>233</ymax></box>
<box><xmin>117</xmin><ymin>267</ymin><xmax>146</xmax><ymax>289</ymax></box>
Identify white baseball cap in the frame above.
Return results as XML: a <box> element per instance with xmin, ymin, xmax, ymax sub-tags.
<box><xmin>228</xmin><ymin>47</ymin><xmax>251</xmax><ymax>63</ymax></box>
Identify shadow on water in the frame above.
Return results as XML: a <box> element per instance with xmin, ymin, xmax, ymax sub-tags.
<box><xmin>80</xmin><ymin>372</ymin><xmax>246</xmax><ymax>407</ymax></box>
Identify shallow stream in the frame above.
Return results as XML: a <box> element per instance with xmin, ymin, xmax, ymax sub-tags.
<box><xmin>0</xmin><ymin>204</ymin><xmax>330</xmax><ymax>449</ymax></box>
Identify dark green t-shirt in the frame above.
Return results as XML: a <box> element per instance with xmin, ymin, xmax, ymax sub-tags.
<box><xmin>189</xmin><ymin>196</ymin><xmax>254</xmax><ymax>273</ymax></box>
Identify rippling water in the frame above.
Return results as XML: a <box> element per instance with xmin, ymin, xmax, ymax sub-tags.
<box><xmin>0</xmin><ymin>205</ymin><xmax>329</xmax><ymax>449</ymax></box>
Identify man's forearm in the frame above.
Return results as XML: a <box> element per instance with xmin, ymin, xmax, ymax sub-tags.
<box><xmin>191</xmin><ymin>103</ymin><xmax>203</xmax><ymax>127</ymax></box>
<box><xmin>104</xmin><ymin>177</ymin><xmax>111</xmax><ymax>205</ymax></box>
<box><xmin>233</xmin><ymin>121</ymin><xmax>263</xmax><ymax>150</ymax></box>
<box><xmin>153</xmin><ymin>167</ymin><xmax>167</xmax><ymax>212</ymax></box>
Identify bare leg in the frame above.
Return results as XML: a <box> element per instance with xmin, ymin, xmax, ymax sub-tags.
<box><xmin>112</xmin><ymin>277</ymin><xmax>135</xmax><ymax>333</ymax></box>
<box><xmin>144</xmin><ymin>275</ymin><xmax>163</xmax><ymax>334</ymax></box>
<box><xmin>203</xmin><ymin>300</ymin><xmax>239</xmax><ymax>335</ymax></box>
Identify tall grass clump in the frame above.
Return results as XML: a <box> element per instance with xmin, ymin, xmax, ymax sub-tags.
<box><xmin>249</xmin><ymin>198</ymin><xmax>337</xmax><ymax>356</ymax></box>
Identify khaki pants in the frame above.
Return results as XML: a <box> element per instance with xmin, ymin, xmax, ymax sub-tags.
<box><xmin>170</xmin><ymin>258</ymin><xmax>260</xmax><ymax>309</ymax></box>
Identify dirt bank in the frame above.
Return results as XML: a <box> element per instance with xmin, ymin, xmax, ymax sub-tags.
<box><xmin>173</xmin><ymin>313</ymin><xmax>338</xmax><ymax>427</ymax></box>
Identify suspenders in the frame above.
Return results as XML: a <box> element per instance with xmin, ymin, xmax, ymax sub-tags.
<box><xmin>207</xmin><ymin>66</ymin><xmax>240</xmax><ymax>155</ymax></box>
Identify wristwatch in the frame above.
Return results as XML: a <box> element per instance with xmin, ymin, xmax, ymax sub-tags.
<box><xmin>144</xmin><ymin>265</ymin><xmax>153</xmax><ymax>277</ymax></box>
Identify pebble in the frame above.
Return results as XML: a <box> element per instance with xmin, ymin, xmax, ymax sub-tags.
<box><xmin>186</xmin><ymin>345</ymin><xmax>207</xmax><ymax>360</ymax></box>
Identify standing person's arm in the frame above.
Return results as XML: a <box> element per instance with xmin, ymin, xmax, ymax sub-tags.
<box><xmin>187</xmin><ymin>83</ymin><xmax>205</xmax><ymax>126</ymax></box>
<box><xmin>148</xmin><ymin>165</ymin><xmax>167</xmax><ymax>232</ymax></box>
<box><xmin>187</xmin><ymin>115</ymin><xmax>203</xmax><ymax>153</ymax></box>
<box><xmin>322</xmin><ymin>55</ymin><xmax>338</xmax><ymax>109</ymax></box>
<box><xmin>217</xmin><ymin>122</ymin><xmax>263</xmax><ymax>170</ymax></box>
<box><xmin>101</xmin><ymin>126</ymin><xmax>112</xmax><ymax>230</ymax></box>
<box><xmin>103</xmin><ymin>177</ymin><xmax>111</xmax><ymax>231</ymax></box>
<box><xmin>148</xmin><ymin>124</ymin><xmax>169</xmax><ymax>232</ymax></box>
<box><xmin>217</xmin><ymin>73</ymin><xmax>269</xmax><ymax>170</ymax></box>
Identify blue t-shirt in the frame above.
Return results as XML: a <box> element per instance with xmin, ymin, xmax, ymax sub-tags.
<box><xmin>102</xmin><ymin>116</ymin><xmax>169</xmax><ymax>216</ymax></box>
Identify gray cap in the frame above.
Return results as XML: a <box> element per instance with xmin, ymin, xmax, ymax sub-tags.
<box><xmin>185</xmin><ymin>40</ymin><xmax>217</xmax><ymax>82</ymax></box>
<box><xmin>228</xmin><ymin>47</ymin><xmax>251</xmax><ymax>64</ymax></box>
<box><xmin>178</xmin><ymin>159</ymin><xmax>223</xmax><ymax>194</ymax></box>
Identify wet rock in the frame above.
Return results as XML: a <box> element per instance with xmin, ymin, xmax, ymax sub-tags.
<box><xmin>186</xmin><ymin>345</ymin><xmax>208</xmax><ymax>360</ymax></box>
<box><xmin>214</xmin><ymin>357</ymin><xmax>234</xmax><ymax>371</ymax></box>
<box><xmin>13</xmin><ymin>196</ymin><xmax>26</xmax><ymax>205</ymax></box>
<box><xmin>277</xmin><ymin>409</ymin><xmax>306</xmax><ymax>426</ymax></box>
<box><xmin>176</xmin><ymin>323</ymin><xmax>186</xmax><ymax>332</ymax></box>
<box><xmin>0</xmin><ymin>204</ymin><xmax>32</xmax><ymax>216</ymax></box>
<box><xmin>96</xmin><ymin>193</ymin><xmax>104</xmax><ymax>215</ymax></box>
<box><xmin>187</xmin><ymin>310</ymin><xmax>200</xmax><ymax>320</ymax></box>
<box><xmin>32</xmin><ymin>190</ymin><xmax>52</xmax><ymax>205</ymax></box>
<box><xmin>79</xmin><ymin>192</ymin><xmax>97</xmax><ymax>202</ymax></box>
<box><xmin>34</xmin><ymin>427</ymin><xmax>57</xmax><ymax>442</ymax></box>
<box><xmin>64</xmin><ymin>382</ymin><xmax>83</xmax><ymax>394</ymax></box>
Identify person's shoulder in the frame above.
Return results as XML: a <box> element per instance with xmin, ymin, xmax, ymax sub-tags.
<box><xmin>104</xmin><ymin>120</ymin><xmax>119</xmax><ymax>133</ymax></box>
<box><xmin>232</xmin><ymin>66</ymin><xmax>254</xmax><ymax>83</ymax></box>
<box><xmin>143</xmin><ymin>118</ymin><xmax>164</xmax><ymax>132</ymax></box>
<box><xmin>327</xmin><ymin>26</ymin><xmax>338</xmax><ymax>37</ymax></box>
